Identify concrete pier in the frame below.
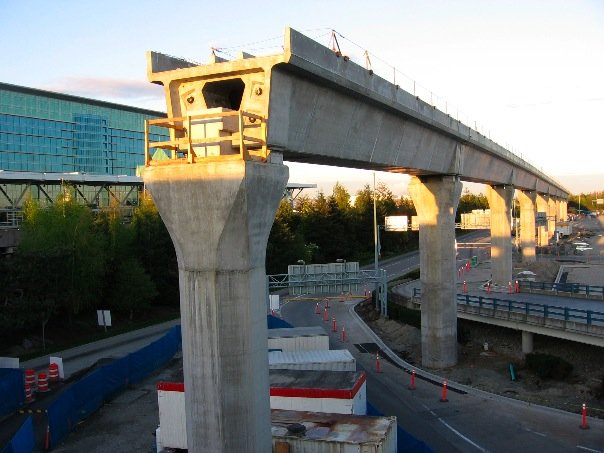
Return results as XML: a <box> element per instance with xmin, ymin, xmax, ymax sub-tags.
<box><xmin>517</xmin><ymin>190</ymin><xmax>537</xmax><ymax>262</ymax></box>
<box><xmin>547</xmin><ymin>197</ymin><xmax>557</xmax><ymax>239</ymax></box>
<box><xmin>487</xmin><ymin>185</ymin><xmax>514</xmax><ymax>286</ymax></box>
<box><xmin>409</xmin><ymin>175</ymin><xmax>462</xmax><ymax>368</ymax></box>
<box><xmin>145</xmin><ymin>158</ymin><xmax>288</xmax><ymax>452</ymax></box>
<box><xmin>522</xmin><ymin>331</ymin><xmax>534</xmax><ymax>354</ymax></box>
<box><xmin>536</xmin><ymin>194</ymin><xmax>549</xmax><ymax>247</ymax></box>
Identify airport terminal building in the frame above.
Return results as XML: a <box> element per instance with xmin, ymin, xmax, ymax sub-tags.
<box><xmin>0</xmin><ymin>82</ymin><xmax>166</xmax><ymax>249</ymax></box>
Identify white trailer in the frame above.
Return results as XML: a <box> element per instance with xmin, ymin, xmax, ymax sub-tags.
<box><xmin>268</xmin><ymin>326</ymin><xmax>329</xmax><ymax>352</ymax></box>
<box><xmin>268</xmin><ymin>350</ymin><xmax>356</xmax><ymax>372</ymax></box>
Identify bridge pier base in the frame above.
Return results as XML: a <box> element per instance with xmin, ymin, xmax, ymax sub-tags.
<box><xmin>517</xmin><ymin>190</ymin><xmax>537</xmax><ymax>263</ymax></box>
<box><xmin>487</xmin><ymin>185</ymin><xmax>514</xmax><ymax>286</ymax></box>
<box><xmin>144</xmin><ymin>158</ymin><xmax>288</xmax><ymax>452</ymax></box>
<box><xmin>522</xmin><ymin>330</ymin><xmax>534</xmax><ymax>354</ymax></box>
<box><xmin>409</xmin><ymin>175</ymin><xmax>461</xmax><ymax>368</ymax></box>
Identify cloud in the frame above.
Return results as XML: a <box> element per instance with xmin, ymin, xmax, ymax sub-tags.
<box><xmin>42</xmin><ymin>77</ymin><xmax>165</xmax><ymax>109</ymax></box>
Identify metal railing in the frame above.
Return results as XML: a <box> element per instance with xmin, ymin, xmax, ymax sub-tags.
<box><xmin>456</xmin><ymin>294</ymin><xmax>604</xmax><ymax>326</ymax></box>
<box><xmin>412</xmin><ymin>288</ymin><xmax>604</xmax><ymax>327</ymax></box>
<box><xmin>144</xmin><ymin>110</ymin><xmax>268</xmax><ymax>165</ymax></box>
<box><xmin>519</xmin><ymin>281</ymin><xmax>604</xmax><ymax>299</ymax></box>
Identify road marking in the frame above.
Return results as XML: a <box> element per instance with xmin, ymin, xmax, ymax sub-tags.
<box><xmin>420</xmin><ymin>403</ymin><xmax>488</xmax><ymax>452</ymax></box>
<box><xmin>576</xmin><ymin>446</ymin><xmax>602</xmax><ymax>453</ymax></box>
<box><xmin>437</xmin><ymin>418</ymin><xmax>490</xmax><ymax>452</ymax></box>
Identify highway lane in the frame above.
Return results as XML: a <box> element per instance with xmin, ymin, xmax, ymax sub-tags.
<box><xmin>280</xmin><ymin>297</ymin><xmax>604</xmax><ymax>452</ymax></box>
<box><xmin>366</xmin><ymin>229</ymin><xmax>491</xmax><ymax>281</ymax></box>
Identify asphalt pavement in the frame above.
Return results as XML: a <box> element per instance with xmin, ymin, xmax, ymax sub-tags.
<box><xmin>280</xmin><ymin>296</ymin><xmax>604</xmax><ymax>453</ymax></box>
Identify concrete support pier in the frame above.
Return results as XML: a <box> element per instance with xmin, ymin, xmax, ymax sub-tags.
<box><xmin>145</xmin><ymin>158</ymin><xmax>288</xmax><ymax>452</ymax></box>
<box><xmin>522</xmin><ymin>331</ymin><xmax>534</xmax><ymax>354</ymax></box>
<box><xmin>536</xmin><ymin>194</ymin><xmax>549</xmax><ymax>247</ymax></box>
<box><xmin>558</xmin><ymin>199</ymin><xmax>568</xmax><ymax>221</ymax></box>
<box><xmin>409</xmin><ymin>175</ymin><xmax>462</xmax><ymax>368</ymax></box>
<box><xmin>517</xmin><ymin>190</ymin><xmax>537</xmax><ymax>262</ymax></box>
<box><xmin>487</xmin><ymin>185</ymin><xmax>514</xmax><ymax>286</ymax></box>
<box><xmin>547</xmin><ymin>197</ymin><xmax>557</xmax><ymax>239</ymax></box>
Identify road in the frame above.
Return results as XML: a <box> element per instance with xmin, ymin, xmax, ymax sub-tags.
<box><xmin>370</xmin><ymin>230</ymin><xmax>491</xmax><ymax>281</ymax></box>
<box><xmin>280</xmin><ymin>296</ymin><xmax>604</xmax><ymax>452</ymax></box>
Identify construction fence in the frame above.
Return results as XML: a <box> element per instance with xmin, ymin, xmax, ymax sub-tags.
<box><xmin>0</xmin><ymin>325</ymin><xmax>181</xmax><ymax>452</ymax></box>
<box><xmin>0</xmin><ymin>369</ymin><xmax>24</xmax><ymax>419</ymax></box>
<box><xmin>46</xmin><ymin>325</ymin><xmax>181</xmax><ymax>449</ymax></box>
<box><xmin>0</xmin><ymin>417</ymin><xmax>34</xmax><ymax>453</ymax></box>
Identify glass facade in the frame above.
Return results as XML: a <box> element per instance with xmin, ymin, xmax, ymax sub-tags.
<box><xmin>0</xmin><ymin>82</ymin><xmax>166</xmax><ymax>175</ymax></box>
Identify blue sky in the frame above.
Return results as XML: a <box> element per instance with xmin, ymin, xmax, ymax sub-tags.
<box><xmin>2</xmin><ymin>0</ymin><xmax>603</xmax><ymax>195</ymax></box>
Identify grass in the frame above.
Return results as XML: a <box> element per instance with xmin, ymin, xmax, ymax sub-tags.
<box><xmin>7</xmin><ymin>308</ymin><xmax>180</xmax><ymax>362</ymax></box>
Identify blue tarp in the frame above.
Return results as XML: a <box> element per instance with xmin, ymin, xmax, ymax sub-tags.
<box><xmin>0</xmin><ymin>416</ymin><xmax>34</xmax><ymax>453</ymax></box>
<box><xmin>367</xmin><ymin>401</ymin><xmax>435</xmax><ymax>453</ymax></box>
<box><xmin>0</xmin><ymin>369</ymin><xmax>24</xmax><ymax>418</ymax></box>
<box><xmin>46</xmin><ymin>325</ymin><xmax>182</xmax><ymax>449</ymax></box>
<box><xmin>267</xmin><ymin>314</ymin><xmax>293</xmax><ymax>329</ymax></box>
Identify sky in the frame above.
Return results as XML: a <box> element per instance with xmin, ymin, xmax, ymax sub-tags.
<box><xmin>1</xmin><ymin>0</ymin><xmax>603</xmax><ymax>196</ymax></box>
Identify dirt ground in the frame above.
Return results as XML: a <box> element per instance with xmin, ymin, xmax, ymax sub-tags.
<box><xmin>356</xmin><ymin>299</ymin><xmax>604</xmax><ymax>418</ymax></box>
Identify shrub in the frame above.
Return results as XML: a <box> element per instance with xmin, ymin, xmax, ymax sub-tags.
<box><xmin>387</xmin><ymin>302</ymin><xmax>421</xmax><ymax>329</ymax></box>
<box><xmin>525</xmin><ymin>353</ymin><xmax>573</xmax><ymax>380</ymax></box>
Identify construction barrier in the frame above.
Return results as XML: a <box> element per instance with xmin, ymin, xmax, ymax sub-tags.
<box><xmin>45</xmin><ymin>325</ymin><xmax>182</xmax><ymax>450</ymax></box>
<box><xmin>48</xmin><ymin>363</ymin><xmax>59</xmax><ymax>382</ymax></box>
<box><xmin>0</xmin><ymin>416</ymin><xmax>34</xmax><ymax>453</ymax></box>
<box><xmin>0</xmin><ymin>368</ymin><xmax>24</xmax><ymax>418</ymax></box>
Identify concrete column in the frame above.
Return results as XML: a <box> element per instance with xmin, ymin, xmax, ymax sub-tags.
<box><xmin>409</xmin><ymin>175</ymin><xmax>462</xmax><ymax>368</ymax></box>
<box><xmin>536</xmin><ymin>194</ymin><xmax>549</xmax><ymax>247</ymax></box>
<box><xmin>516</xmin><ymin>190</ymin><xmax>536</xmax><ymax>262</ymax></box>
<box><xmin>487</xmin><ymin>185</ymin><xmax>514</xmax><ymax>286</ymax></box>
<box><xmin>522</xmin><ymin>331</ymin><xmax>534</xmax><ymax>354</ymax></box>
<box><xmin>558</xmin><ymin>199</ymin><xmax>568</xmax><ymax>221</ymax></box>
<box><xmin>547</xmin><ymin>197</ymin><xmax>557</xmax><ymax>239</ymax></box>
<box><xmin>145</xmin><ymin>158</ymin><xmax>288</xmax><ymax>452</ymax></box>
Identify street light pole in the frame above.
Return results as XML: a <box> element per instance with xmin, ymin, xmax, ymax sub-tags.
<box><xmin>373</xmin><ymin>172</ymin><xmax>380</xmax><ymax>312</ymax></box>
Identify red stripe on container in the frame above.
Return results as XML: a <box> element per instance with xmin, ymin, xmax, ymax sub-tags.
<box><xmin>156</xmin><ymin>381</ymin><xmax>185</xmax><ymax>392</ymax></box>
<box><xmin>270</xmin><ymin>372</ymin><xmax>366</xmax><ymax>399</ymax></box>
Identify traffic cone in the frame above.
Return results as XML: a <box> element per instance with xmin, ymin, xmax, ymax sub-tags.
<box><xmin>440</xmin><ymin>380</ymin><xmax>448</xmax><ymax>402</ymax></box>
<box><xmin>580</xmin><ymin>403</ymin><xmax>590</xmax><ymax>430</ymax></box>
<box><xmin>375</xmin><ymin>352</ymin><xmax>382</xmax><ymax>373</ymax></box>
<box><xmin>408</xmin><ymin>370</ymin><xmax>416</xmax><ymax>390</ymax></box>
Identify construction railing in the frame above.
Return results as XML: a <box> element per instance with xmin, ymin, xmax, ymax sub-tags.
<box><xmin>144</xmin><ymin>110</ymin><xmax>268</xmax><ymax>165</ymax></box>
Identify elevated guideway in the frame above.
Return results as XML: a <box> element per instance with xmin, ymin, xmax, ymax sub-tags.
<box><xmin>142</xmin><ymin>28</ymin><xmax>571</xmax><ymax>449</ymax></box>
<box><xmin>147</xmin><ymin>28</ymin><xmax>568</xmax><ymax>196</ymax></box>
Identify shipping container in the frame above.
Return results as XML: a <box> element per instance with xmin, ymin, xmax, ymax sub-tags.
<box><xmin>269</xmin><ymin>350</ymin><xmax>356</xmax><ymax>372</ymax></box>
<box><xmin>156</xmin><ymin>382</ymin><xmax>186</xmax><ymax>450</ymax></box>
<box><xmin>271</xmin><ymin>409</ymin><xmax>397</xmax><ymax>453</ymax></box>
<box><xmin>270</xmin><ymin>370</ymin><xmax>366</xmax><ymax>415</ymax></box>
<box><xmin>268</xmin><ymin>326</ymin><xmax>330</xmax><ymax>352</ymax></box>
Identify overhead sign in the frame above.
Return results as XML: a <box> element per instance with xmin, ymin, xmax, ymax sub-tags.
<box><xmin>597</xmin><ymin>198</ymin><xmax>603</xmax><ymax>206</ymax></box>
<box><xmin>536</xmin><ymin>212</ymin><xmax>547</xmax><ymax>226</ymax></box>
<box><xmin>384</xmin><ymin>216</ymin><xmax>408</xmax><ymax>232</ymax></box>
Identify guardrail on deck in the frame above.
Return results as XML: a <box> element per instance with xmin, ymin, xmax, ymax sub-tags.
<box><xmin>518</xmin><ymin>281</ymin><xmax>604</xmax><ymax>300</ymax></box>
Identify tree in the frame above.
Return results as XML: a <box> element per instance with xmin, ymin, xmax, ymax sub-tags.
<box><xmin>332</xmin><ymin>182</ymin><xmax>351</xmax><ymax>212</ymax></box>
<box><xmin>18</xmin><ymin>197</ymin><xmax>106</xmax><ymax>319</ymax></box>
<box><xmin>131</xmin><ymin>193</ymin><xmax>179</xmax><ymax>306</ymax></box>
<box><xmin>457</xmin><ymin>191</ymin><xmax>489</xmax><ymax>221</ymax></box>
<box><xmin>98</xmin><ymin>208</ymin><xmax>158</xmax><ymax>319</ymax></box>
<box><xmin>266</xmin><ymin>201</ymin><xmax>307</xmax><ymax>274</ymax></box>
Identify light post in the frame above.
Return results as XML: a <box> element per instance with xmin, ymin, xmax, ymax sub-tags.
<box><xmin>336</xmin><ymin>258</ymin><xmax>346</xmax><ymax>291</ymax></box>
<box><xmin>373</xmin><ymin>172</ymin><xmax>380</xmax><ymax>312</ymax></box>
